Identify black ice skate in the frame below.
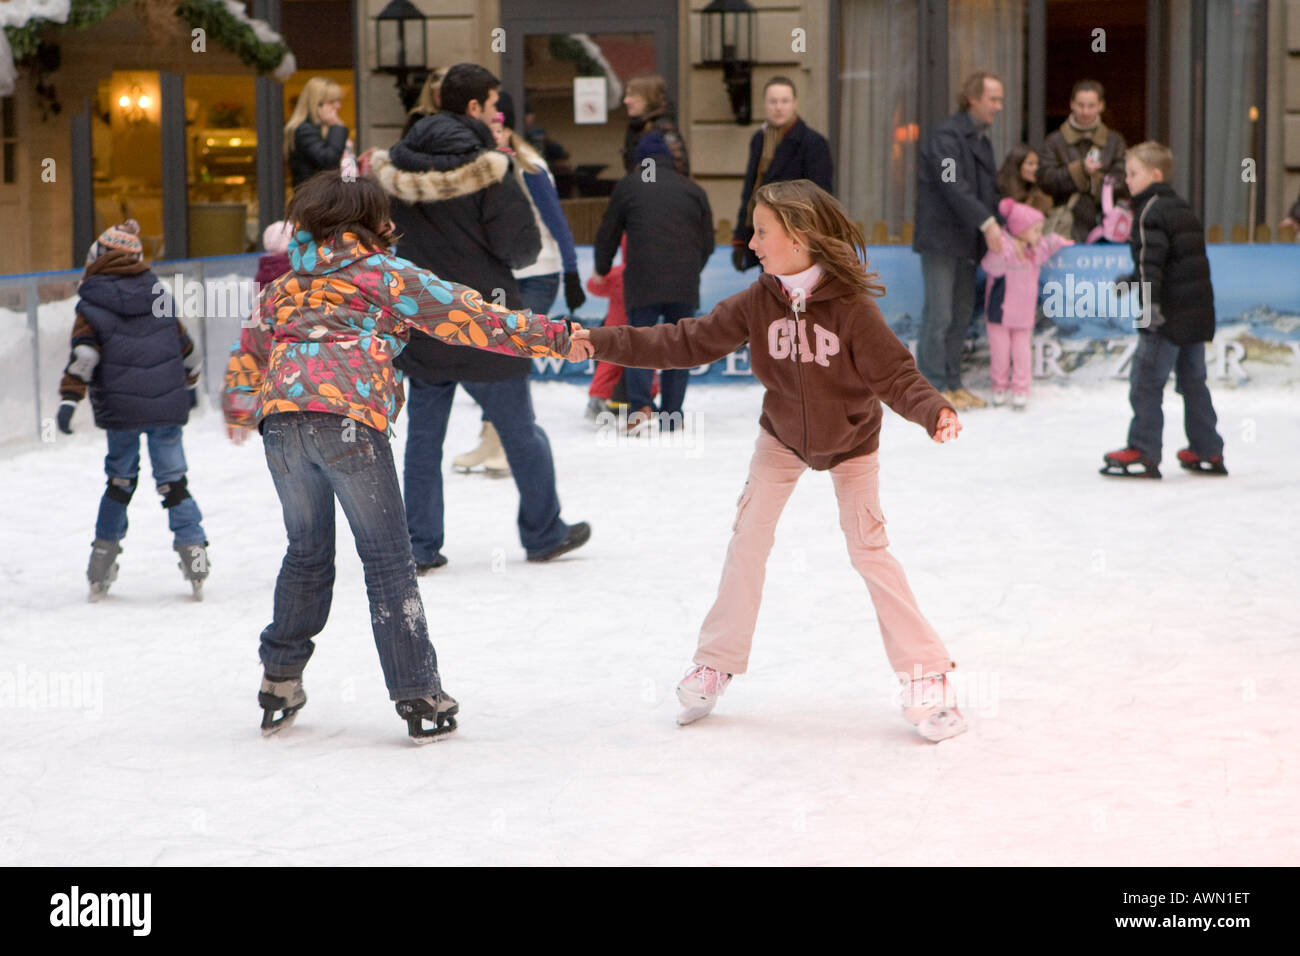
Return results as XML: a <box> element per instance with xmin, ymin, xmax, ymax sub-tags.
<box><xmin>395</xmin><ymin>692</ymin><xmax>459</xmax><ymax>744</ymax></box>
<box><xmin>259</xmin><ymin>675</ymin><xmax>307</xmax><ymax>736</ymax></box>
<box><xmin>1177</xmin><ymin>448</ymin><xmax>1228</xmax><ymax>476</ymax></box>
<box><xmin>176</xmin><ymin>543</ymin><xmax>210</xmax><ymax>600</ymax></box>
<box><xmin>1100</xmin><ymin>447</ymin><xmax>1161</xmax><ymax>479</ymax></box>
<box><xmin>87</xmin><ymin>538</ymin><xmax>122</xmax><ymax>602</ymax></box>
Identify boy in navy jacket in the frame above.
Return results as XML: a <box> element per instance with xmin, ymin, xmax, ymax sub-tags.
<box><xmin>57</xmin><ymin>220</ymin><xmax>210</xmax><ymax>599</ymax></box>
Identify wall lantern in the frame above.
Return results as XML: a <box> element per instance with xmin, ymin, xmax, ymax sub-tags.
<box><xmin>701</xmin><ymin>0</ymin><xmax>756</xmax><ymax>125</ymax></box>
<box><xmin>374</xmin><ymin>0</ymin><xmax>429</xmax><ymax>112</ymax></box>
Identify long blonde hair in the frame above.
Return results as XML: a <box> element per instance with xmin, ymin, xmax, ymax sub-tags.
<box><xmin>754</xmin><ymin>180</ymin><xmax>884</xmax><ymax>298</ymax></box>
<box><xmin>284</xmin><ymin>77</ymin><xmax>343</xmax><ymax>157</ymax></box>
<box><xmin>406</xmin><ymin>65</ymin><xmax>451</xmax><ymax>124</ymax></box>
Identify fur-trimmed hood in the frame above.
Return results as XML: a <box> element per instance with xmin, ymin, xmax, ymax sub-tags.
<box><xmin>372</xmin><ymin>111</ymin><xmax>511</xmax><ymax>204</ymax></box>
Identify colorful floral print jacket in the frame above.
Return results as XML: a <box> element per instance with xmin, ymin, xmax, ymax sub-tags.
<box><xmin>224</xmin><ymin>231</ymin><xmax>572</xmax><ymax>435</ymax></box>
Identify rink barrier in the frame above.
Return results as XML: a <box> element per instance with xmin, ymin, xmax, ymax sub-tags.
<box><xmin>3</xmin><ymin>244</ymin><xmax>1299</xmax><ymax>442</ymax></box>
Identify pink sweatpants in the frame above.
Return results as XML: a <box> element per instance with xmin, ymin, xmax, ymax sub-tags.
<box><xmin>986</xmin><ymin>323</ymin><xmax>1032</xmax><ymax>394</ymax></box>
<box><xmin>693</xmin><ymin>430</ymin><xmax>956</xmax><ymax>681</ymax></box>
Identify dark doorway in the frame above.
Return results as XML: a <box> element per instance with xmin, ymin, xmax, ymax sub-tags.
<box><xmin>1044</xmin><ymin>0</ymin><xmax>1146</xmax><ymax>147</ymax></box>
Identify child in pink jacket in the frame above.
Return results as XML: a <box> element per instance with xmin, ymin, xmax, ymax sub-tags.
<box><xmin>981</xmin><ymin>197</ymin><xmax>1072</xmax><ymax>409</ymax></box>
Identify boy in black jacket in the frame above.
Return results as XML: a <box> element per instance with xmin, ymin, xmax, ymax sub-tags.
<box><xmin>1101</xmin><ymin>142</ymin><xmax>1226</xmax><ymax>479</ymax></box>
<box><xmin>57</xmin><ymin>220</ymin><xmax>211</xmax><ymax>599</ymax></box>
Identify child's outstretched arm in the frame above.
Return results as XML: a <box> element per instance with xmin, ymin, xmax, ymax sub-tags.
<box><xmin>222</xmin><ymin>293</ymin><xmax>274</xmax><ymax>441</ymax></box>
<box><xmin>580</xmin><ymin>299</ymin><xmax>748</xmax><ymax>369</ymax></box>
<box><xmin>382</xmin><ymin>258</ymin><xmax>572</xmax><ymax>360</ymax></box>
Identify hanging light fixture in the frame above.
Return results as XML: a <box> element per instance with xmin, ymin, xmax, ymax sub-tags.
<box><xmin>374</xmin><ymin>0</ymin><xmax>429</xmax><ymax>112</ymax></box>
<box><xmin>701</xmin><ymin>0</ymin><xmax>756</xmax><ymax>125</ymax></box>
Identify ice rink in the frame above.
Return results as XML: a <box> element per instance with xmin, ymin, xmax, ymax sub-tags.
<box><xmin>2</xmin><ymin>380</ymin><xmax>1296</xmax><ymax>865</ymax></box>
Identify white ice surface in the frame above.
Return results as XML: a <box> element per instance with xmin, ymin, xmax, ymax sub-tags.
<box><xmin>1</xmin><ymin>381</ymin><xmax>1297</xmax><ymax>865</ymax></box>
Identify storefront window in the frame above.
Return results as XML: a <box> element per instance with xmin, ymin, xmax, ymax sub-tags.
<box><xmin>838</xmin><ymin>0</ymin><xmax>919</xmax><ymax>239</ymax></box>
<box><xmin>1204</xmin><ymin>0</ymin><xmax>1262</xmax><ymax>239</ymax></box>
<box><xmin>186</xmin><ymin>75</ymin><xmax>259</xmax><ymax>256</ymax></box>
<box><xmin>951</xmin><ymin>0</ymin><xmax>1026</xmax><ymax>167</ymax></box>
<box><xmin>92</xmin><ymin>71</ymin><xmax>164</xmax><ymax>259</ymax></box>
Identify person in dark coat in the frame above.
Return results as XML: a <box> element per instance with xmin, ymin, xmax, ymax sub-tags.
<box><xmin>369</xmin><ymin>62</ymin><xmax>590</xmax><ymax>568</ymax></box>
<box><xmin>594</xmin><ymin>132</ymin><xmax>715</xmax><ymax>429</ymax></box>
<box><xmin>912</xmin><ymin>71</ymin><xmax>1008</xmax><ymax>410</ymax></box>
<box><xmin>1101</xmin><ymin>141</ymin><xmax>1225</xmax><ymax>477</ymax></box>
<box><xmin>1036</xmin><ymin>79</ymin><xmax>1128</xmax><ymax>242</ymax></box>
<box><xmin>55</xmin><ymin>220</ymin><xmax>209</xmax><ymax>599</ymax></box>
<box><xmin>286</xmin><ymin>77</ymin><xmax>352</xmax><ymax>189</ymax></box>
<box><xmin>621</xmin><ymin>74</ymin><xmax>690</xmax><ymax>177</ymax></box>
<box><xmin>731</xmin><ymin>76</ymin><xmax>833</xmax><ymax>272</ymax></box>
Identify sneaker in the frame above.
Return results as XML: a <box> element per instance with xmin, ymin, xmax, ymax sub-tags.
<box><xmin>1011</xmin><ymin>392</ymin><xmax>1027</xmax><ymax>411</ymax></box>
<box><xmin>954</xmin><ymin>387</ymin><xmax>987</xmax><ymax>409</ymax></box>
<box><xmin>415</xmin><ymin>554</ymin><xmax>448</xmax><ymax>575</ymax></box>
<box><xmin>87</xmin><ymin>538</ymin><xmax>122</xmax><ymax>602</ymax></box>
<box><xmin>526</xmin><ymin>522</ymin><xmax>591</xmax><ymax>562</ymax></box>
<box><xmin>900</xmin><ymin>673</ymin><xmax>967</xmax><ymax>742</ymax></box>
<box><xmin>991</xmin><ymin>390</ymin><xmax>1007</xmax><ymax>407</ymax></box>
<box><xmin>939</xmin><ymin>389</ymin><xmax>969</xmax><ymax>411</ymax></box>
<box><xmin>676</xmin><ymin>664</ymin><xmax>733</xmax><ymax>725</ymax></box>
<box><xmin>1176</xmin><ymin>448</ymin><xmax>1228</xmax><ymax>475</ymax></box>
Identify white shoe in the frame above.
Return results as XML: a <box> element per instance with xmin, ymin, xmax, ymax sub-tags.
<box><xmin>1011</xmin><ymin>393</ymin><xmax>1027</xmax><ymax>411</ymax></box>
<box><xmin>991</xmin><ymin>390</ymin><xmax>1007</xmax><ymax>407</ymax></box>
<box><xmin>900</xmin><ymin>673</ymin><xmax>967</xmax><ymax>742</ymax></box>
<box><xmin>676</xmin><ymin>664</ymin><xmax>732</xmax><ymax>725</ymax></box>
<box><xmin>454</xmin><ymin>421</ymin><xmax>510</xmax><ymax>477</ymax></box>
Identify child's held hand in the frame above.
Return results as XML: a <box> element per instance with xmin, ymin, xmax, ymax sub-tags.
<box><xmin>932</xmin><ymin>407</ymin><xmax>962</xmax><ymax>443</ymax></box>
<box><xmin>227</xmin><ymin>424</ymin><xmax>253</xmax><ymax>446</ymax></box>
<box><xmin>566</xmin><ymin>327</ymin><xmax>594</xmax><ymax>362</ymax></box>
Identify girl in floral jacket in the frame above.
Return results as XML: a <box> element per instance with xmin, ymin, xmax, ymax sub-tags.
<box><xmin>224</xmin><ymin>171</ymin><xmax>581</xmax><ymax>743</ymax></box>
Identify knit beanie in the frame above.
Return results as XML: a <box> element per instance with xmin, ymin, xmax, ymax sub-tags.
<box><xmin>998</xmin><ymin>197</ymin><xmax>1044</xmax><ymax>238</ymax></box>
<box><xmin>263</xmin><ymin>220</ymin><xmax>293</xmax><ymax>255</ymax></box>
<box><xmin>86</xmin><ymin>219</ymin><xmax>143</xmax><ymax>266</ymax></box>
<box><xmin>635</xmin><ymin>131</ymin><xmax>673</xmax><ymax>167</ymax></box>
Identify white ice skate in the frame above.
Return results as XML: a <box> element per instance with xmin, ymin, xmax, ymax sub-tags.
<box><xmin>676</xmin><ymin>664</ymin><xmax>732</xmax><ymax>726</ymax></box>
<box><xmin>900</xmin><ymin>673</ymin><xmax>967</xmax><ymax>742</ymax></box>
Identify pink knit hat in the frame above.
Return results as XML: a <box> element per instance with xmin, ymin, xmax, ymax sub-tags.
<box><xmin>997</xmin><ymin>197</ymin><xmax>1044</xmax><ymax>238</ymax></box>
<box><xmin>86</xmin><ymin>219</ymin><xmax>143</xmax><ymax>265</ymax></box>
<box><xmin>263</xmin><ymin>220</ymin><xmax>293</xmax><ymax>255</ymax></box>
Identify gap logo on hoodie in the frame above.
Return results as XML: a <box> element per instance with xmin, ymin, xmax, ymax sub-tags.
<box><xmin>768</xmin><ymin>318</ymin><xmax>841</xmax><ymax>366</ymax></box>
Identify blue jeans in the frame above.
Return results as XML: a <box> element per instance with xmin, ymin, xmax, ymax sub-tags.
<box><xmin>625</xmin><ymin>302</ymin><xmax>696</xmax><ymax>413</ymax></box>
<box><xmin>517</xmin><ymin>273</ymin><xmax>560</xmax><ymax>317</ymax></box>
<box><xmin>1126</xmin><ymin>333</ymin><xmax>1224</xmax><ymax>462</ymax></box>
<box><xmin>96</xmin><ymin>426</ymin><xmax>205</xmax><ymax>547</ymax></box>
<box><xmin>259</xmin><ymin>412</ymin><xmax>440</xmax><ymax>700</ymax></box>
<box><xmin>917</xmin><ymin>253</ymin><xmax>977</xmax><ymax>391</ymax></box>
<box><xmin>404</xmin><ymin>376</ymin><xmax>568</xmax><ymax>561</ymax></box>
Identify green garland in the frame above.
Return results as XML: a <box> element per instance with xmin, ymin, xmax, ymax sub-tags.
<box><xmin>5</xmin><ymin>0</ymin><xmax>291</xmax><ymax>75</ymax></box>
<box><xmin>548</xmin><ymin>35</ymin><xmax>605</xmax><ymax>79</ymax></box>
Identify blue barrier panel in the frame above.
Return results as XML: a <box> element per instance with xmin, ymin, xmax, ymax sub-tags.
<box><xmin>537</xmin><ymin>243</ymin><xmax>1300</xmax><ymax>383</ymax></box>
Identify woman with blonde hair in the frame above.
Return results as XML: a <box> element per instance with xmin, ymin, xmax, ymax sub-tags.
<box><xmin>285</xmin><ymin>76</ymin><xmax>352</xmax><ymax>188</ymax></box>
<box><xmin>572</xmin><ymin>179</ymin><xmax>967</xmax><ymax>741</ymax></box>
<box><xmin>402</xmin><ymin>65</ymin><xmax>451</xmax><ymax>136</ymax></box>
<box><xmin>621</xmin><ymin>74</ymin><xmax>689</xmax><ymax>176</ymax></box>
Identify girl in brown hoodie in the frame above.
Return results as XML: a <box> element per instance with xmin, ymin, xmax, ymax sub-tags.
<box><xmin>571</xmin><ymin>180</ymin><xmax>968</xmax><ymax>742</ymax></box>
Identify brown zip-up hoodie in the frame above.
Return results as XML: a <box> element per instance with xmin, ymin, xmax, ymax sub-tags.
<box><xmin>588</xmin><ymin>272</ymin><xmax>954</xmax><ymax>470</ymax></box>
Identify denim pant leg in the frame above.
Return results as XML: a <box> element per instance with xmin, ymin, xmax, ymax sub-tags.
<box><xmin>518</xmin><ymin>273</ymin><xmax>560</xmax><ymax>316</ymax></box>
<box><xmin>307</xmin><ymin>416</ymin><xmax>440</xmax><ymax>700</ymax></box>
<box><xmin>465</xmin><ymin>377</ymin><xmax>567</xmax><ymax>556</ymax></box>
<box><xmin>402</xmin><ymin>377</ymin><xmax>456</xmax><ymax>564</ymax></box>
<box><xmin>258</xmin><ymin>414</ymin><xmax>338</xmax><ymax>680</ymax></box>
<box><xmin>917</xmin><ymin>254</ymin><xmax>958</xmax><ymax>390</ymax></box>
<box><xmin>96</xmin><ymin>429</ymin><xmax>142</xmax><ymax>542</ymax></box>
<box><xmin>1174</xmin><ymin>343</ymin><xmax>1224</xmax><ymax>458</ymax></box>
<box><xmin>1126</xmin><ymin>332</ymin><xmax>1180</xmax><ymax>461</ymax></box>
<box><xmin>144</xmin><ymin>425</ymin><xmax>206</xmax><ymax>547</ymax></box>
<box><xmin>657</xmin><ymin>302</ymin><xmax>697</xmax><ymax>417</ymax></box>
<box><xmin>624</xmin><ymin>305</ymin><xmax>663</xmax><ymax>409</ymax></box>
<box><xmin>945</xmin><ymin>258</ymin><xmax>977</xmax><ymax>388</ymax></box>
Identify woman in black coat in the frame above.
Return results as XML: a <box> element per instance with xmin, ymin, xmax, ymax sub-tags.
<box><xmin>285</xmin><ymin>76</ymin><xmax>352</xmax><ymax>188</ymax></box>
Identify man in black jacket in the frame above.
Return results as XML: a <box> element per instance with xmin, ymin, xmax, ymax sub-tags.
<box><xmin>912</xmin><ymin>71</ymin><xmax>1008</xmax><ymax>411</ymax></box>
<box><xmin>594</xmin><ymin>132</ymin><xmax>715</xmax><ymax>430</ymax></box>
<box><xmin>1100</xmin><ymin>141</ymin><xmax>1225</xmax><ymax>478</ymax></box>
<box><xmin>371</xmin><ymin>62</ymin><xmax>589</xmax><ymax>567</ymax></box>
<box><xmin>731</xmin><ymin>77</ymin><xmax>833</xmax><ymax>272</ymax></box>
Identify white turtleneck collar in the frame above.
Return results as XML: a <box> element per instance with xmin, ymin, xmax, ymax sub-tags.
<box><xmin>775</xmin><ymin>262</ymin><xmax>824</xmax><ymax>299</ymax></box>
